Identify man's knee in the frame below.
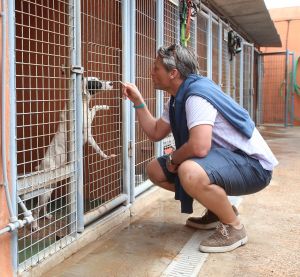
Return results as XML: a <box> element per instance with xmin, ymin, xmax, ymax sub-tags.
<box><xmin>146</xmin><ymin>159</ymin><xmax>165</xmax><ymax>183</ymax></box>
<box><xmin>178</xmin><ymin>160</ymin><xmax>210</xmax><ymax>190</ymax></box>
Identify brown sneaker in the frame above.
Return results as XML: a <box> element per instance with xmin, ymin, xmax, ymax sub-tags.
<box><xmin>199</xmin><ymin>223</ymin><xmax>248</xmax><ymax>253</ymax></box>
<box><xmin>186</xmin><ymin>205</ymin><xmax>239</xmax><ymax>230</ymax></box>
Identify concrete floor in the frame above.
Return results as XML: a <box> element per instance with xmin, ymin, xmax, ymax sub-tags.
<box><xmin>44</xmin><ymin>126</ymin><xmax>300</xmax><ymax>277</ymax></box>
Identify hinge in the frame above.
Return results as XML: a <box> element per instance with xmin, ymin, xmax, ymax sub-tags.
<box><xmin>71</xmin><ymin>65</ymin><xmax>84</xmax><ymax>74</ymax></box>
<box><xmin>128</xmin><ymin>140</ymin><xmax>133</xmax><ymax>157</ymax></box>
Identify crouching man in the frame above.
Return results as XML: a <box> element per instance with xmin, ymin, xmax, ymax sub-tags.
<box><xmin>122</xmin><ymin>44</ymin><xmax>278</xmax><ymax>253</ymax></box>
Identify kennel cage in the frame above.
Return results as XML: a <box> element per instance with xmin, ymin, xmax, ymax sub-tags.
<box><xmin>259</xmin><ymin>51</ymin><xmax>295</xmax><ymax>126</ymax></box>
<box><xmin>15</xmin><ymin>0</ymin><xmax>77</xmax><ymax>270</ymax></box>
<box><xmin>14</xmin><ymin>0</ymin><xmax>125</xmax><ymax>270</ymax></box>
<box><xmin>81</xmin><ymin>0</ymin><xmax>125</xmax><ymax>221</ymax></box>
<box><xmin>133</xmin><ymin>0</ymin><xmax>157</xmax><ymax>195</ymax></box>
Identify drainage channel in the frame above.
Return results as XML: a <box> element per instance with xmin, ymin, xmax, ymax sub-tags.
<box><xmin>161</xmin><ymin>196</ymin><xmax>242</xmax><ymax>277</ymax></box>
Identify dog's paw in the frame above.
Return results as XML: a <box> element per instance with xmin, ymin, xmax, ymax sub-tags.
<box><xmin>95</xmin><ymin>105</ymin><xmax>109</xmax><ymax>110</ymax></box>
<box><xmin>44</xmin><ymin>213</ymin><xmax>53</xmax><ymax>220</ymax></box>
<box><xmin>31</xmin><ymin>221</ymin><xmax>39</xmax><ymax>232</ymax></box>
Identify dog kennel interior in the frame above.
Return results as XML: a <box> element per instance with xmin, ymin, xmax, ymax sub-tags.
<box><xmin>15</xmin><ymin>0</ymin><xmax>124</xmax><ymax>270</ymax></box>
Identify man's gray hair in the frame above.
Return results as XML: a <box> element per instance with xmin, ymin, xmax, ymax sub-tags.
<box><xmin>157</xmin><ymin>44</ymin><xmax>199</xmax><ymax>79</ymax></box>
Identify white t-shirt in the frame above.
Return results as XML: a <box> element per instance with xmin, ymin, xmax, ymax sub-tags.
<box><xmin>161</xmin><ymin>96</ymin><xmax>278</xmax><ymax>170</ymax></box>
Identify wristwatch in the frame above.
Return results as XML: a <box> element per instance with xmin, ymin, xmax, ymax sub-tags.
<box><xmin>167</xmin><ymin>153</ymin><xmax>178</xmax><ymax>166</ymax></box>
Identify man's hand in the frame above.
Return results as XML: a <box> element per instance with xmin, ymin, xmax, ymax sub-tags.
<box><xmin>122</xmin><ymin>82</ymin><xmax>144</xmax><ymax>106</ymax></box>
<box><xmin>121</xmin><ymin>82</ymin><xmax>171</xmax><ymax>142</ymax></box>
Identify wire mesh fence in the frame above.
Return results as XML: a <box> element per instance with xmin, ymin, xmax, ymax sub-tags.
<box><xmin>212</xmin><ymin>21</ymin><xmax>219</xmax><ymax>84</ymax></box>
<box><xmin>164</xmin><ymin>0</ymin><xmax>179</xmax><ymax>47</ymax></box>
<box><xmin>221</xmin><ymin>26</ymin><xmax>230</xmax><ymax>94</ymax></box>
<box><xmin>81</xmin><ymin>0</ymin><xmax>123</xmax><ymax>214</ymax></box>
<box><xmin>188</xmin><ymin>17</ymin><xmax>196</xmax><ymax>51</ymax></box>
<box><xmin>235</xmin><ymin>53</ymin><xmax>241</xmax><ymax>104</ymax></box>
<box><xmin>134</xmin><ymin>0</ymin><xmax>157</xmax><ymax>188</ymax></box>
<box><xmin>230</xmin><ymin>57</ymin><xmax>236</xmax><ymax>99</ymax></box>
<box><xmin>15</xmin><ymin>0</ymin><xmax>77</xmax><ymax>270</ymax></box>
<box><xmin>243</xmin><ymin>44</ymin><xmax>253</xmax><ymax>115</ymax></box>
<box><xmin>260</xmin><ymin>52</ymin><xmax>294</xmax><ymax>126</ymax></box>
<box><xmin>197</xmin><ymin>12</ymin><xmax>208</xmax><ymax>76</ymax></box>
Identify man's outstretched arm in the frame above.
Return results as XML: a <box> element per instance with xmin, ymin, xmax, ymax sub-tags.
<box><xmin>122</xmin><ymin>82</ymin><xmax>171</xmax><ymax>141</ymax></box>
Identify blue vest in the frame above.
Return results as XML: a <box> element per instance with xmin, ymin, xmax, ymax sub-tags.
<box><xmin>169</xmin><ymin>74</ymin><xmax>255</xmax><ymax>213</ymax></box>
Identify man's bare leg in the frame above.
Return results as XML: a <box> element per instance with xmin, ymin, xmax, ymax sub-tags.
<box><xmin>178</xmin><ymin>160</ymin><xmax>240</xmax><ymax>227</ymax></box>
<box><xmin>146</xmin><ymin>159</ymin><xmax>175</xmax><ymax>192</ymax></box>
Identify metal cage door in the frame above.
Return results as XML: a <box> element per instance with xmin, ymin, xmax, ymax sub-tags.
<box><xmin>81</xmin><ymin>0</ymin><xmax>126</xmax><ymax>225</ymax></box>
<box><xmin>15</xmin><ymin>0</ymin><xmax>78</xmax><ymax>271</ymax></box>
<box><xmin>258</xmin><ymin>51</ymin><xmax>295</xmax><ymax>126</ymax></box>
<box><xmin>242</xmin><ymin>43</ymin><xmax>254</xmax><ymax>117</ymax></box>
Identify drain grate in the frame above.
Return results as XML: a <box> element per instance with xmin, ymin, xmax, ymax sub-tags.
<box><xmin>162</xmin><ymin>197</ymin><xmax>242</xmax><ymax>276</ymax></box>
<box><xmin>161</xmin><ymin>231</ymin><xmax>209</xmax><ymax>277</ymax></box>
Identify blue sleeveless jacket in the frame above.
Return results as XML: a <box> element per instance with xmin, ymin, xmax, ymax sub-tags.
<box><xmin>169</xmin><ymin>74</ymin><xmax>255</xmax><ymax>213</ymax></box>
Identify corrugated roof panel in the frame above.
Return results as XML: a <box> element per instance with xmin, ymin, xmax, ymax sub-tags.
<box><xmin>208</xmin><ymin>0</ymin><xmax>282</xmax><ymax>46</ymax></box>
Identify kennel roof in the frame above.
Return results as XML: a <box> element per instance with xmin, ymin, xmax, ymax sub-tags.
<box><xmin>208</xmin><ymin>0</ymin><xmax>282</xmax><ymax>47</ymax></box>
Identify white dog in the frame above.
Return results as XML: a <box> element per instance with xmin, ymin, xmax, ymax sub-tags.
<box><xmin>31</xmin><ymin>77</ymin><xmax>116</xmax><ymax>230</ymax></box>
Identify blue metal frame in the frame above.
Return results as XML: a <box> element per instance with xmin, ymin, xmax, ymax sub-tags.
<box><xmin>122</xmin><ymin>0</ymin><xmax>131</xmax><ymax>204</ymax></box>
<box><xmin>155</xmin><ymin>0</ymin><xmax>164</xmax><ymax>157</ymax></box>
<box><xmin>250</xmin><ymin>44</ymin><xmax>254</xmax><ymax>118</ymax></box>
<box><xmin>129</xmin><ymin>0</ymin><xmax>136</xmax><ymax>202</ymax></box>
<box><xmin>8</xmin><ymin>0</ymin><xmax>18</xmax><ymax>273</ymax></box>
<box><xmin>285</xmin><ymin>50</ymin><xmax>289</xmax><ymax>127</ymax></box>
<box><xmin>239</xmin><ymin>40</ymin><xmax>244</xmax><ymax>107</ymax></box>
<box><xmin>232</xmin><ymin>55</ymin><xmax>236</xmax><ymax>100</ymax></box>
<box><xmin>256</xmin><ymin>53</ymin><xmax>263</xmax><ymax>125</ymax></box>
<box><xmin>207</xmin><ymin>12</ymin><xmax>212</xmax><ymax>79</ymax></box>
<box><xmin>291</xmin><ymin>52</ymin><xmax>295</xmax><ymax>126</ymax></box>
<box><xmin>74</xmin><ymin>0</ymin><xmax>84</xmax><ymax>233</ymax></box>
<box><xmin>218</xmin><ymin>20</ymin><xmax>222</xmax><ymax>87</ymax></box>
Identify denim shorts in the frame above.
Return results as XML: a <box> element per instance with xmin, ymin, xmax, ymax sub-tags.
<box><xmin>157</xmin><ymin>148</ymin><xmax>272</xmax><ymax>196</ymax></box>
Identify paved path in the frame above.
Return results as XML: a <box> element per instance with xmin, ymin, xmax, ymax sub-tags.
<box><xmin>45</xmin><ymin>127</ymin><xmax>300</xmax><ymax>277</ymax></box>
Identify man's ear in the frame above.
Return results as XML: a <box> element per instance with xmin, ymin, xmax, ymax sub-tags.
<box><xmin>169</xmin><ymin>68</ymin><xmax>180</xmax><ymax>80</ymax></box>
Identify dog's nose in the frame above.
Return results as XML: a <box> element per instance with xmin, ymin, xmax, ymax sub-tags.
<box><xmin>109</xmin><ymin>82</ymin><xmax>113</xmax><ymax>87</ymax></box>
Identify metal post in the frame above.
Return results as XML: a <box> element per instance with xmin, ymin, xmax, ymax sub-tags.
<box><xmin>193</xmin><ymin>16</ymin><xmax>197</xmax><ymax>53</ymax></box>
<box><xmin>218</xmin><ymin>20</ymin><xmax>222</xmax><ymax>86</ymax></box>
<box><xmin>207</xmin><ymin>12</ymin><xmax>212</xmax><ymax>79</ymax></box>
<box><xmin>74</xmin><ymin>0</ymin><xmax>83</xmax><ymax>233</ymax></box>
<box><xmin>250</xmin><ymin>45</ymin><xmax>254</xmax><ymax>118</ymax></box>
<box><xmin>285</xmin><ymin>50</ymin><xmax>289</xmax><ymax>127</ymax></box>
<box><xmin>8</xmin><ymin>0</ymin><xmax>18</xmax><ymax>272</ymax></box>
<box><xmin>122</xmin><ymin>0</ymin><xmax>131</xmax><ymax>204</ymax></box>
<box><xmin>232</xmin><ymin>55</ymin><xmax>236</xmax><ymax>100</ymax></box>
<box><xmin>0</xmin><ymin>0</ymin><xmax>15</xmax><ymax>223</ymax></box>
<box><xmin>156</xmin><ymin>0</ymin><xmax>164</xmax><ymax>157</ymax></box>
<box><xmin>257</xmin><ymin>54</ymin><xmax>263</xmax><ymax>125</ymax></box>
<box><xmin>239</xmin><ymin>41</ymin><xmax>244</xmax><ymax>107</ymax></box>
<box><xmin>291</xmin><ymin>52</ymin><xmax>295</xmax><ymax>126</ymax></box>
<box><xmin>129</xmin><ymin>0</ymin><xmax>136</xmax><ymax>202</ymax></box>
<box><xmin>227</xmin><ymin>48</ymin><xmax>231</xmax><ymax>95</ymax></box>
